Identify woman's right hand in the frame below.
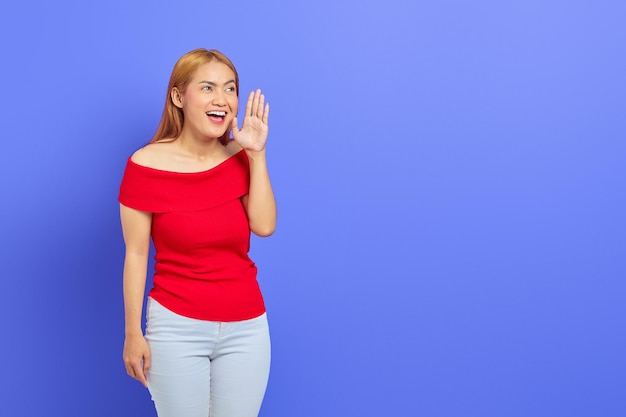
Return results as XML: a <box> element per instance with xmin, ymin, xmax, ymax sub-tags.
<box><xmin>123</xmin><ymin>333</ymin><xmax>151</xmax><ymax>387</ymax></box>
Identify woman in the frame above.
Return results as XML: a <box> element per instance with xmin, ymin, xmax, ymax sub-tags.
<box><xmin>118</xmin><ymin>48</ymin><xmax>276</xmax><ymax>417</ymax></box>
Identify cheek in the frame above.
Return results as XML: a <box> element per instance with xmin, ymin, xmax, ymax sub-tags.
<box><xmin>229</xmin><ymin>96</ymin><xmax>238</xmax><ymax>111</ymax></box>
<box><xmin>182</xmin><ymin>96</ymin><xmax>208</xmax><ymax>119</ymax></box>
<box><xmin>185</xmin><ymin>92</ymin><xmax>206</xmax><ymax>108</ymax></box>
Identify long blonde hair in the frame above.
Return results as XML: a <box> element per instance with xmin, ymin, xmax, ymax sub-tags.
<box><xmin>150</xmin><ymin>48</ymin><xmax>240</xmax><ymax>145</ymax></box>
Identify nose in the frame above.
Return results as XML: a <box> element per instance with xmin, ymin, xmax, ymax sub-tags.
<box><xmin>212</xmin><ymin>90</ymin><xmax>227</xmax><ymax>106</ymax></box>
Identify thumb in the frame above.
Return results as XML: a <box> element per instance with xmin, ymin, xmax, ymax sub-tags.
<box><xmin>143</xmin><ymin>354</ymin><xmax>151</xmax><ymax>373</ymax></box>
<box><xmin>231</xmin><ymin>117</ymin><xmax>240</xmax><ymax>135</ymax></box>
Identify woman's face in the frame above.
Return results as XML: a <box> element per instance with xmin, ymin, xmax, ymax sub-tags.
<box><xmin>175</xmin><ymin>61</ymin><xmax>238</xmax><ymax>140</ymax></box>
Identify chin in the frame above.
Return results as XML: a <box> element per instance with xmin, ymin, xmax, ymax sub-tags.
<box><xmin>204</xmin><ymin>127</ymin><xmax>229</xmax><ymax>140</ymax></box>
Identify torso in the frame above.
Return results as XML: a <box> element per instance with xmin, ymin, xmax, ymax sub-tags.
<box><xmin>119</xmin><ymin>141</ymin><xmax>263</xmax><ymax>321</ymax></box>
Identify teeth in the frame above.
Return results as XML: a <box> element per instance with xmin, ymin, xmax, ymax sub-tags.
<box><xmin>206</xmin><ymin>111</ymin><xmax>226</xmax><ymax>117</ymax></box>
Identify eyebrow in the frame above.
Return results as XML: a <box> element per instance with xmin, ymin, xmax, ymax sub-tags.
<box><xmin>198</xmin><ymin>79</ymin><xmax>236</xmax><ymax>86</ymax></box>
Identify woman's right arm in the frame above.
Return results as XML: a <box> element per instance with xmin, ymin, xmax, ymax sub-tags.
<box><xmin>120</xmin><ymin>203</ymin><xmax>152</xmax><ymax>388</ymax></box>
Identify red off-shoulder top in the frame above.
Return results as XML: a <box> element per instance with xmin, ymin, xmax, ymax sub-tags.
<box><xmin>118</xmin><ymin>149</ymin><xmax>265</xmax><ymax>321</ymax></box>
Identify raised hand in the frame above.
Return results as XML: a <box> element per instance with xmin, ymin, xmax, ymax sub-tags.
<box><xmin>231</xmin><ymin>89</ymin><xmax>269</xmax><ymax>152</ymax></box>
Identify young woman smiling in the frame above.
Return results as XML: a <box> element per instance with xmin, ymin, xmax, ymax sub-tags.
<box><xmin>118</xmin><ymin>48</ymin><xmax>276</xmax><ymax>417</ymax></box>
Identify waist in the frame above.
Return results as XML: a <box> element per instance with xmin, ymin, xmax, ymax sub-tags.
<box><xmin>149</xmin><ymin>269</ymin><xmax>265</xmax><ymax>321</ymax></box>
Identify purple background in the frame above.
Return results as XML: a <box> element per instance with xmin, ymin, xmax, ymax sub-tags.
<box><xmin>1</xmin><ymin>1</ymin><xmax>624</xmax><ymax>416</ymax></box>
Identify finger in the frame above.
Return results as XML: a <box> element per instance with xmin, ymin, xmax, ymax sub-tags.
<box><xmin>126</xmin><ymin>361</ymin><xmax>139</xmax><ymax>379</ymax></box>
<box><xmin>263</xmin><ymin>102</ymin><xmax>270</xmax><ymax>125</ymax></box>
<box><xmin>124</xmin><ymin>357</ymin><xmax>137</xmax><ymax>376</ymax></box>
<box><xmin>251</xmin><ymin>89</ymin><xmax>261</xmax><ymax>117</ymax></box>
<box><xmin>137</xmin><ymin>371</ymin><xmax>148</xmax><ymax>388</ymax></box>
<box><xmin>142</xmin><ymin>356</ymin><xmax>151</xmax><ymax>388</ymax></box>
<box><xmin>245</xmin><ymin>91</ymin><xmax>254</xmax><ymax>118</ymax></box>
<box><xmin>132</xmin><ymin>362</ymin><xmax>148</xmax><ymax>387</ymax></box>
<box><xmin>143</xmin><ymin>354</ymin><xmax>151</xmax><ymax>374</ymax></box>
<box><xmin>257</xmin><ymin>93</ymin><xmax>265</xmax><ymax>118</ymax></box>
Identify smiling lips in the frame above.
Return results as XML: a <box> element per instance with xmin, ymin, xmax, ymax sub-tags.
<box><xmin>206</xmin><ymin>110</ymin><xmax>227</xmax><ymax>124</ymax></box>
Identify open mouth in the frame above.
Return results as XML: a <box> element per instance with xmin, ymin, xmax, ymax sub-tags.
<box><xmin>206</xmin><ymin>110</ymin><xmax>227</xmax><ymax>123</ymax></box>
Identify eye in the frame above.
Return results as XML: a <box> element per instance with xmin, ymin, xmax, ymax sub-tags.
<box><xmin>202</xmin><ymin>85</ymin><xmax>213</xmax><ymax>91</ymax></box>
<box><xmin>226</xmin><ymin>86</ymin><xmax>236</xmax><ymax>93</ymax></box>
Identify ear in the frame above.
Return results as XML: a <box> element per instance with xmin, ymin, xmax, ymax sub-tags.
<box><xmin>171</xmin><ymin>87</ymin><xmax>183</xmax><ymax>109</ymax></box>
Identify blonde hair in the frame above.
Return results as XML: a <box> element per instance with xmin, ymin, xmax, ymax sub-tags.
<box><xmin>150</xmin><ymin>48</ymin><xmax>239</xmax><ymax>145</ymax></box>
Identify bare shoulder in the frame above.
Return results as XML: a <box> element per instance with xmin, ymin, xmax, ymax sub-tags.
<box><xmin>130</xmin><ymin>141</ymin><xmax>175</xmax><ymax>168</ymax></box>
<box><xmin>225</xmin><ymin>140</ymin><xmax>244</xmax><ymax>156</ymax></box>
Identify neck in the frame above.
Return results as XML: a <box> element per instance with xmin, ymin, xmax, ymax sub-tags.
<box><xmin>176</xmin><ymin>129</ymin><xmax>224</xmax><ymax>160</ymax></box>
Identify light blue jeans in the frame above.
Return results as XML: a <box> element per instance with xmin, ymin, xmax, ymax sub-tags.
<box><xmin>145</xmin><ymin>297</ymin><xmax>271</xmax><ymax>417</ymax></box>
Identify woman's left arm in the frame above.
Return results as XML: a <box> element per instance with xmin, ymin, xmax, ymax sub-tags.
<box><xmin>243</xmin><ymin>149</ymin><xmax>276</xmax><ymax>236</ymax></box>
<box><xmin>232</xmin><ymin>89</ymin><xmax>277</xmax><ymax>237</ymax></box>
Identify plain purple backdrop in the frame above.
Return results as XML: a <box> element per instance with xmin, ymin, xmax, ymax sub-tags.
<box><xmin>1</xmin><ymin>1</ymin><xmax>624</xmax><ymax>416</ymax></box>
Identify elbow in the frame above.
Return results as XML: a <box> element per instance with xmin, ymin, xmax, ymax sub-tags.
<box><xmin>250</xmin><ymin>222</ymin><xmax>276</xmax><ymax>237</ymax></box>
<box><xmin>247</xmin><ymin>207</ymin><xmax>277</xmax><ymax>237</ymax></box>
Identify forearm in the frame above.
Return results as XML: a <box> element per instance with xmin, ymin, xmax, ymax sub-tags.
<box><xmin>246</xmin><ymin>149</ymin><xmax>277</xmax><ymax>237</ymax></box>
<box><xmin>123</xmin><ymin>252</ymin><xmax>148</xmax><ymax>336</ymax></box>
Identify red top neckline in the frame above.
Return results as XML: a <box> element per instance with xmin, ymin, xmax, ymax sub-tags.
<box><xmin>126</xmin><ymin>148</ymin><xmax>246</xmax><ymax>175</ymax></box>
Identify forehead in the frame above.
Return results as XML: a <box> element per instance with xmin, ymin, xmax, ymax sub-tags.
<box><xmin>190</xmin><ymin>61</ymin><xmax>236</xmax><ymax>82</ymax></box>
